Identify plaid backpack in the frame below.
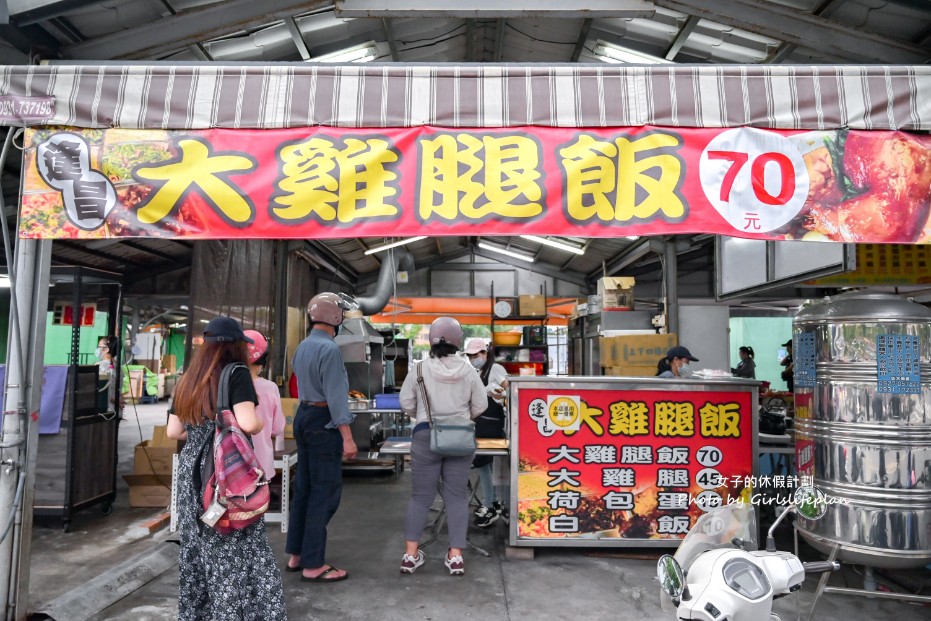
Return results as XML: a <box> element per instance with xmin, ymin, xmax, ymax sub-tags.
<box><xmin>195</xmin><ymin>363</ymin><xmax>270</xmax><ymax>535</ymax></box>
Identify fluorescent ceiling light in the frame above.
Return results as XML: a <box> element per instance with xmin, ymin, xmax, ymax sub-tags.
<box><xmin>478</xmin><ymin>242</ymin><xmax>535</xmax><ymax>263</ymax></box>
<box><xmin>364</xmin><ymin>236</ymin><xmax>427</xmax><ymax>256</ymax></box>
<box><xmin>308</xmin><ymin>41</ymin><xmax>379</xmax><ymax>63</ymax></box>
<box><xmin>520</xmin><ymin>235</ymin><xmax>585</xmax><ymax>256</ymax></box>
<box><xmin>592</xmin><ymin>40</ymin><xmax>671</xmax><ymax>65</ymax></box>
<box><xmin>0</xmin><ymin>276</ymin><xmax>9</xmax><ymax>288</ymax></box>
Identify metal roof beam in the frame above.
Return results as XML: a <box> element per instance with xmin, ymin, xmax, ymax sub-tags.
<box><xmin>10</xmin><ymin>0</ymin><xmax>101</xmax><ymax>27</ymax></box>
<box><xmin>493</xmin><ymin>17</ymin><xmax>505</xmax><ymax>62</ymax></box>
<box><xmin>333</xmin><ymin>1</ymin><xmax>656</xmax><ymax>19</ymax></box>
<box><xmin>382</xmin><ymin>17</ymin><xmax>400</xmax><ymax>61</ymax></box>
<box><xmin>119</xmin><ymin>240</ymin><xmax>184</xmax><ymax>265</ymax></box>
<box><xmin>285</xmin><ymin>15</ymin><xmax>312</xmax><ymax>60</ymax></box>
<box><xmin>570</xmin><ymin>18</ymin><xmax>593</xmax><ymax>62</ymax></box>
<box><xmin>62</xmin><ymin>0</ymin><xmax>332</xmax><ymax>60</ymax></box>
<box><xmin>473</xmin><ymin>247</ymin><xmax>587</xmax><ymax>286</ymax></box>
<box><xmin>664</xmin><ymin>14</ymin><xmax>698</xmax><ymax>61</ymax></box>
<box><xmin>654</xmin><ymin>0</ymin><xmax>931</xmax><ymax>63</ymax></box>
<box><xmin>188</xmin><ymin>43</ymin><xmax>213</xmax><ymax>61</ymax></box>
<box><xmin>54</xmin><ymin>240</ymin><xmax>146</xmax><ymax>268</ymax></box>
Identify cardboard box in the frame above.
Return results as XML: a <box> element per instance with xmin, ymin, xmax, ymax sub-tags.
<box><xmin>136</xmin><ymin>359</ymin><xmax>160</xmax><ymax>374</ymax></box>
<box><xmin>123</xmin><ymin>474</ymin><xmax>172</xmax><ymax>508</ymax></box>
<box><xmin>600</xmin><ymin>333</ymin><xmax>677</xmax><ymax>368</ymax></box>
<box><xmin>123</xmin><ymin>369</ymin><xmax>145</xmax><ymax>400</ymax></box>
<box><xmin>519</xmin><ymin>294</ymin><xmax>546</xmax><ymax>317</ymax></box>
<box><xmin>598</xmin><ymin>276</ymin><xmax>635</xmax><ymax>310</ymax></box>
<box><xmin>150</xmin><ymin>424</ymin><xmax>179</xmax><ymax>448</ymax></box>
<box><xmin>133</xmin><ymin>440</ymin><xmax>175</xmax><ymax>476</ymax></box>
<box><xmin>161</xmin><ymin>354</ymin><xmax>177</xmax><ymax>374</ymax></box>
<box><xmin>281</xmin><ymin>398</ymin><xmax>299</xmax><ymax>439</ymax></box>
<box><xmin>604</xmin><ymin>364</ymin><xmax>658</xmax><ymax>377</ymax></box>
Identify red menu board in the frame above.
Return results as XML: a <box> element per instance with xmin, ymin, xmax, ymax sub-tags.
<box><xmin>515</xmin><ymin>387</ymin><xmax>754</xmax><ymax>542</ymax></box>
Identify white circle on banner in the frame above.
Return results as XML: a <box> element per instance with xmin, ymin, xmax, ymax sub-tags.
<box><xmin>696</xmin><ymin>446</ymin><xmax>724</xmax><ymax>468</ymax></box>
<box><xmin>696</xmin><ymin>467</ymin><xmax>725</xmax><ymax>490</ymax></box>
<box><xmin>700</xmin><ymin>127</ymin><xmax>809</xmax><ymax>233</ymax></box>
<box><xmin>695</xmin><ymin>490</ymin><xmax>724</xmax><ymax>513</ymax></box>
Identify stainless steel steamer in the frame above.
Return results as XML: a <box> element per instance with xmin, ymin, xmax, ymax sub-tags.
<box><xmin>793</xmin><ymin>293</ymin><xmax>931</xmax><ymax>568</ymax></box>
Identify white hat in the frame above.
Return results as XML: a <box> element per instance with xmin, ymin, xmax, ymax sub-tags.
<box><xmin>463</xmin><ymin>337</ymin><xmax>488</xmax><ymax>355</ymax></box>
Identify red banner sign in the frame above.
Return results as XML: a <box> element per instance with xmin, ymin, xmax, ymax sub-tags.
<box><xmin>19</xmin><ymin>126</ymin><xmax>931</xmax><ymax>243</ymax></box>
<box><xmin>515</xmin><ymin>387</ymin><xmax>753</xmax><ymax>541</ymax></box>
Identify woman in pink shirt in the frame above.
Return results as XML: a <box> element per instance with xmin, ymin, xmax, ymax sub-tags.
<box><xmin>244</xmin><ymin>330</ymin><xmax>286</xmax><ymax>481</ymax></box>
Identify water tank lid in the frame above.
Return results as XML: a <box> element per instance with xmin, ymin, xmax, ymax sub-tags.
<box><xmin>795</xmin><ymin>292</ymin><xmax>931</xmax><ymax>322</ymax></box>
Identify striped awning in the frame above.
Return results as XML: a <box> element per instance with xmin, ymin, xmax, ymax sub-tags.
<box><xmin>1</xmin><ymin>63</ymin><xmax>930</xmax><ymax>131</ymax></box>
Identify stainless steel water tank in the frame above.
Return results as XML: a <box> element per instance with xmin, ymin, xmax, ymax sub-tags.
<box><xmin>793</xmin><ymin>293</ymin><xmax>931</xmax><ymax>568</ymax></box>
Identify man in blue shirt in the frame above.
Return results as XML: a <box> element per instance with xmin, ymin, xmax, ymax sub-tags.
<box><xmin>285</xmin><ymin>292</ymin><xmax>357</xmax><ymax>583</ymax></box>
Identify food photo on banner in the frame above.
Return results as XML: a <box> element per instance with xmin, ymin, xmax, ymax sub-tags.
<box><xmin>17</xmin><ymin>125</ymin><xmax>931</xmax><ymax>244</ymax></box>
<box><xmin>514</xmin><ymin>387</ymin><xmax>754</xmax><ymax>541</ymax></box>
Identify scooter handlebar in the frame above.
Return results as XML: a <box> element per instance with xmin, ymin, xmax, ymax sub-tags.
<box><xmin>803</xmin><ymin>561</ymin><xmax>840</xmax><ymax>574</ymax></box>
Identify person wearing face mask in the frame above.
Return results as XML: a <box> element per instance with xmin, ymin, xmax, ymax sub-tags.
<box><xmin>96</xmin><ymin>336</ymin><xmax>120</xmax><ymax>413</ymax></box>
<box><xmin>658</xmin><ymin>345</ymin><xmax>699</xmax><ymax>378</ymax></box>
<box><xmin>96</xmin><ymin>336</ymin><xmax>118</xmax><ymax>377</ymax></box>
<box><xmin>462</xmin><ymin>338</ymin><xmax>509</xmax><ymax>528</ymax></box>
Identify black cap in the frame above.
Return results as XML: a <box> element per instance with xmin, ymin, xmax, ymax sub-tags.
<box><xmin>667</xmin><ymin>345</ymin><xmax>699</xmax><ymax>362</ymax></box>
<box><xmin>782</xmin><ymin>339</ymin><xmax>793</xmax><ymax>347</ymax></box>
<box><xmin>203</xmin><ymin>317</ymin><xmax>254</xmax><ymax>344</ymax></box>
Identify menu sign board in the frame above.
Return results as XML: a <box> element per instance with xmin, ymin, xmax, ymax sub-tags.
<box><xmin>515</xmin><ymin>386</ymin><xmax>753</xmax><ymax>543</ymax></box>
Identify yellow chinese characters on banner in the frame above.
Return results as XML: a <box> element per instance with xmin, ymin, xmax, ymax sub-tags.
<box><xmin>810</xmin><ymin>245</ymin><xmax>931</xmax><ymax>286</ymax></box>
<box><xmin>417</xmin><ymin>133</ymin><xmax>544</xmax><ymax>222</ymax></box>
<box><xmin>517</xmin><ymin>388</ymin><xmax>753</xmax><ymax>542</ymax></box>
<box><xmin>560</xmin><ymin>132</ymin><xmax>686</xmax><ymax>224</ymax></box>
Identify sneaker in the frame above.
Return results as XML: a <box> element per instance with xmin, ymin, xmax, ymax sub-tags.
<box><xmin>400</xmin><ymin>550</ymin><xmax>425</xmax><ymax>574</ymax></box>
<box><xmin>445</xmin><ymin>553</ymin><xmax>465</xmax><ymax>576</ymax></box>
<box><xmin>492</xmin><ymin>501</ymin><xmax>510</xmax><ymax>524</ymax></box>
<box><xmin>474</xmin><ymin>505</ymin><xmax>499</xmax><ymax>528</ymax></box>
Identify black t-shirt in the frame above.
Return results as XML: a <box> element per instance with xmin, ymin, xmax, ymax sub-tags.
<box><xmin>228</xmin><ymin>365</ymin><xmax>259</xmax><ymax>407</ymax></box>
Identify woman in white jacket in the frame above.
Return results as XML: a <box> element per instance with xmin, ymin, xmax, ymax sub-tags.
<box><xmin>398</xmin><ymin>317</ymin><xmax>487</xmax><ymax>576</ymax></box>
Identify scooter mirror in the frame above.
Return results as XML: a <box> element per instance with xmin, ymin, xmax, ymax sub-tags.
<box><xmin>793</xmin><ymin>485</ymin><xmax>828</xmax><ymax>521</ymax></box>
<box><xmin>656</xmin><ymin>554</ymin><xmax>685</xmax><ymax>601</ymax></box>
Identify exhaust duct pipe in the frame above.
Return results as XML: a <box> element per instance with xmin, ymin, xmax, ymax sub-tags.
<box><xmin>353</xmin><ymin>249</ymin><xmax>414</xmax><ymax>316</ymax></box>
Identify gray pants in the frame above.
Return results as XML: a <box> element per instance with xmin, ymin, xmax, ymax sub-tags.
<box><xmin>403</xmin><ymin>429</ymin><xmax>474</xmax><ymax>549</ymax></box>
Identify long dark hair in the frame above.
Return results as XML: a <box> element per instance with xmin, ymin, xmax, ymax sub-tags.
<box><xmin>656</xmin><ymin>357</ymin><xmax>671</xmax><ymax>376</ymax></box>
<box><xmin>173</xmin><ymin>340</ymin><xmax>249</xmax><ymax>425</ymax></box>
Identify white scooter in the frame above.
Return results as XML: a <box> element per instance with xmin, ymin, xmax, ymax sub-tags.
<box><xmin>657</xmin><ymin>486</ymin><xmax>839</xmax><ymax>621</ymax></box>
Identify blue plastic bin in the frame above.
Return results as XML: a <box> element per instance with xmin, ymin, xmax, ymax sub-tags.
<box><xmin>373</xmin><ymin>393</ymin><xmax>401</xmax><ymax>409</ymax></box>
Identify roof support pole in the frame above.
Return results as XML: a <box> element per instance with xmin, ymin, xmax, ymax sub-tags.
<box><xmin>0</xmin><ymin>238</ymin><xmax>52</xmax><ymax>621</ymax></box>
<box><xmin>664</xmin><ymin>238</ymin><xmax>679</xmax><ymax>337</ymax></box>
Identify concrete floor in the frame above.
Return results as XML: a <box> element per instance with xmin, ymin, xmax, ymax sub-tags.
<box><xmin>25</xmin><ymin>402</ymin><xmax>931</xmax><ymax>621</ymax></box>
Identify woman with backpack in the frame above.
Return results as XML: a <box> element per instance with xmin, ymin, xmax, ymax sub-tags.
<box><xmin>166</xmin><ymin>317</ymin><xmax>287</xmax><ymax>621</ymax></box>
